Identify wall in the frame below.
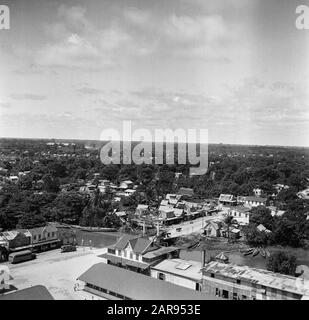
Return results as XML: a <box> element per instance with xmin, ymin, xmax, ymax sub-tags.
<box><xmin>150</xmin><ymin>269</ymin><xmax>199</xmax><ymax>291</ymax></box>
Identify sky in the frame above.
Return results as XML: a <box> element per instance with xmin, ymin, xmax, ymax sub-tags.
<box><xmin>0</xmin><ymin>0</ymin><xmax>308</xmax><ymax>146</ymax></box>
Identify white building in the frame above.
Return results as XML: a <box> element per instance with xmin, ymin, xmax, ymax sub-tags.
<box><xmin>150</xmin><ymin>258</ymin><xmax>203</xmax><ymax>291</ymax></box>
<box><xmin>228</xmin><ymin>206</ymin><xmax>251</xmax><ymax>225</ymax></box>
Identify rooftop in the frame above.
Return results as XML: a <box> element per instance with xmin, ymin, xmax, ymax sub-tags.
<box><xmin>203</xmin><ymin>261</ymin><xmax>309</xmax><ymax>296</ymax></box>
<box><xmin>78</xmin><ymin>263</ymin><xmax>215</xmax><ymax>300</ymax></box>
<box><xmin>142</xmin><ymin>246</ymin><xmax>180</xmax><ymax>259</ymax></box>
<box><xmin>0</xmin><ymin>285</ymin><xmax>54</xmax><ymax>300</ymax></box>
<box><xmin>151</xmin><ymin>258</ymin><xmax>203</xmax><ymax>281</ymax></box>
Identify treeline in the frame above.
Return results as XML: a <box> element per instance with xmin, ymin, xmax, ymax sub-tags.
<box><xmin>243</xmin><ymin>203</ymin><xmax>309</xmax><ymax>248</ymax></box>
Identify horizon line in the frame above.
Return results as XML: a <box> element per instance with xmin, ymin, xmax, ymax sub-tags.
<box><xmin>0</xmin><ymin>136</ymin><xmax>309</xmax><ymax>149</ymax></box>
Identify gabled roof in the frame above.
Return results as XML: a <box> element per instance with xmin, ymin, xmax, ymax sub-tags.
<box><xmin>204</xmin><ymin>221</ymin><xmax>221</xmax><ymax>230</ymax></box>
<box><xmin>230</xmin><ymin>206</ymin><xmax>251</xmax><ymax>213</ymax></box>
<box><xmin>219</xmin><ymin>194</ymin><xmax>235</xmax><ymax>202</ymax></box>
<box><xmin>112</xmin><ymin>234</ymin><xmax>153</xmax><ymax>254</ymax></box>
<box><xmin>78</xmin><ymin>263</ymin><xmax>216</xmax><ymax>300</ymax></box>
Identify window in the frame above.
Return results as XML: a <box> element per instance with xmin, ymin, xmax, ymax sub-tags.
<box><xmin>211</xmin><ymin>273</ymin><xmax>215</xmax><ymax>278</ymax></box>
<box><xmin>33</xmin><ymin>235</ymin><xmax>36</xmax><ymax>241</ymax></box>
<box><xmin>38</xmin><ymin>234</ymin><xmax>41</xmax><ymax>240</ymax></box>
<box><xmin>158</xmin><ymin>273</ymin><xmax>165</xmax><ymax>280</ymax></box>
<box><xmin>136</xmin><ymin>254</ymin><xmax>140</xmax><ymax>260</ymax></box>
<box><xmin>117</xmin><ymin>250</ymin><xmax>121</xmax><ymax>256</ymax></box>
<box><xmin>52</xmin><ymin>232</ymin><xmax>55</xmax><ymax>237</ymax></box>
<box><xmin>236</xmin><ymin>279</ymin><xmax>241</xmax><ymax>284</ymax></box>
<box><xmin>222</xmin><ymin>290</ymin><xmax>229</xmax><ymax>299</ymax></box>
<box><xmin>242</xmin><ymin>295</ymin><xmax>247</xmax><ymax>300</ymax></box>
<box><xmin>215</xmin><ymin>288</ymin><xmax>220</xmax><ymax>297</ymax></box>
<box><xmin>233</xmin><ymin>292</ymin><xmax>238</xmax><ymax>300</ymax></box>
<box><xmin>47</xmin><ymin>233</ymin><xmax>50</xmax><ymax>238</ymax></box>
<box><xmin>123</xmin><ymin>251</ymin><xmax>127</xmax><ymax>258</ymax></box>
<box><xmin>130</xmin><ymin>252</ymin><xmax>133</xmax><ymax>259</ymax></box>
<box><xmin>195</xmin><ymin>283</ymin><xmax>201</xmax><ymax>291</ymax></box>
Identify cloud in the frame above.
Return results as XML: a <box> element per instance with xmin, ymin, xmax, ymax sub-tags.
<box><xmin>10</xmin><ymin>94</ymin><xmax>47</xmax><ymax>101</ymax></box>
<box><xmin>76</xmin><ymin>86</ymin><xmax>105</xmax><ymax>95</ymax></box>
<box><xmin>123</xmin><ymin>7</ymin><xmax>151</xmax><ymax>27</ymax></box>
<box><xmin>0</xmin><ymin>102</ymin><xmax>11</xmax><ymax>108</ymax></box>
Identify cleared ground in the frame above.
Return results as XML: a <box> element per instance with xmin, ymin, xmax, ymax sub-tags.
<box><xmin>4</xmin><ymin>247</ymin><xmax>108</xmax><ymax>300</ymax></box>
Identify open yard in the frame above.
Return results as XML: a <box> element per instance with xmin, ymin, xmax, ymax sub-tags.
<box><xmin>3</xmin><ymin>247</ymin><xmax>108</xmax><ymax>300</ymax></box>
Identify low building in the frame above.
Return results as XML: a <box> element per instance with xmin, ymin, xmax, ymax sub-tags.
<box><xmin>256</xmin><ymin>224</ymin><xmax>271</xmax><ymax>233</ymax></box>
<box><xmin>0</xmin><ymin>230</ymin><xmax>32</xmax><ymax>252</ymax></box>
<box><xmin>228</xmin><ymin>206</ymin><xmax>251</xmax><ymax>225</ymax></box>
<box><xmin>158</xmin><ymin>207</ymin><xmax>183</xmax><ymax>226</ymax></box>
<box><xmin>135</xmin><ymin>204</ymin><xmax>149</xmax><ymax>216</ymax></box>
<box><xmin>178</xmin><ymin>187</ymin><xmax>194</xmax><ymax>198</ymax></box>
<box><xmin>268</xmin><ymin>206</ymin><xmax>285</xmax><ymax>217</ymax></box>
<box><xmin>219</xmin><ymin>194</ymin><xmax>236</xmax><ymax>206</ymax></box>
<box><xmin>0</xmin><ymin>285</ymin><xmax>54</xmax><ymax>300</ymax></box>
<box><xmin>202</xmin><ymin>261</ymin><xmax>309</xmax><ymax>300</ymax></box>
<box><xmin>203</xmin><ymin>221</ymin><xmax>222</xmax><ymax>237</ymax></box>
<box><xmin>237</xmin><ymin>196</ymin><xmax>267</xmax><ymax>208</ymax></box>
<box><xmin>150</xmin><ymin>258</ymin><xmax>203</xmax><ymax>291</ymax></box>
<box><xmin>77</xmin><ymin>262</ymin><xmax>215</xmax><ymax>300</ymax></box>
<box><xmin>100</xmin><ymin>234</ymin><xmax>180</xmax><ymax>274</ymax></box>
<box><xmin>28</xmin><ymin>224</ymin><xmax>60</xmax><ymax>252</ymax></box>
<box><xmin>297</xmin><ymin>188</ymin><xmax>309</xmax><ymax>200</ymax></box>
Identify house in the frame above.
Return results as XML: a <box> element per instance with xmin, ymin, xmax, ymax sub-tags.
<box><xmin>268</xmin><ymin>206</ymin><xmax>285</xmax><ymax>217</ymax></box>
<box><xmin>165</xmin><ymin>194</ymin><xmax>182</xmax><ymax>205</ymax></box>
<box><xmin>124</xmin><ymin>189</ymin><xmax>136</xmax><ymax>197</ymax></box>
<box><xmin>0</xmin><ymin>230</ymin><xmax>31</xmax><ymax>251</ymax></box>
<box><xmin>135</xmin><ymin>204</ymin><xmax>149</xmax><ymax>216</ymax></box>
<box><xmin>77</xmin><ymin>262</ymin><xmax>215</xmax><ymax>300</ymax></box>
<box><xmin>219</xmin><ymin>194</ymin><xmax>236</xmax><ymax>206</ymax></box>
<box><xmin>100</xmin><ymin>234</ymin><xmax>180</xmax><ymax>274</ymax></box>
<box><xmin>274</xmin><ymin>184</ymin><xmax>290</xmax><ymax>193</ymax></box>
<box><xmin>150</xmin><ymin>258</ymin><xmax>203</xmax><ymax>291</ymax></box>
<box><xmin>119</xmin><ymin>180</ymin><xmax>134</xmax><ymax>189</ymax></box>
<box><xmin>202</xmin><ymin>261</ymin><xmax>309</xmax><ymax>300</ymax></box>
<box><xmin>297</xmin><ymin>188</ymin><xmax>309</xmax><ymax>200</ymax></box>
<box><xmin>158</xmin><ymin>207</ymin><xmax>183</xmax><ymax>225</ymax></box>
<box><xmin>203</xmin><ymin>221</ymin><xmax>222</xmax><ymax>237</ymax></box>
<box><xmin>237</xmin><ymin>196</ymin><xmax>267</xmax><ymax>208</ymax></box>
<box><xmin>228</xmin><ymin>206</ymin><xmax>251</xmax><ymax>225</ymax></box>
<box><xmin>256</xmin><ymin>224</ymin><xmax>271</xmax><ymax>233</ymax></box>
<box><xmin>49</xmin><ymin>222</ymin><xmax>76</xmax><ymax>245</ymax></box>
<box><xmin>28</xmin><ymin>224</ymin><xmax>60</xmax><ymax>252</ymax></box>
<box><xmin>178</xmin><ymin>188</ymin><xmax>194</xmax><ymax>198</ymax></box>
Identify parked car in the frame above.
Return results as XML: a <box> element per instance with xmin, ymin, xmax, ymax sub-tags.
<box><xmin>61</xmin><ymin>244</ymin><xmax>77</xmax><ymax>253</ymax></box>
